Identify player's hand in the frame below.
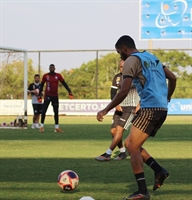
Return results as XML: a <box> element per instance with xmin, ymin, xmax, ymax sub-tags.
<box><xmin>68</xmin><ymin>92</ymin><xmax>74</xmax><ymax>99</ymax></box>
<box><xmin>115</xmin><ymin>105</ymin><xmax>122</xmax><ymax>112</ymax></box>
<box><xmin>96</xmin><ymin>109</ymin><xmax>108</xmax><ymax>122</ymax></box>
<box><xmin>134</xmin><ymin>102</ymin><xmax>140</xmax><ymax>114</ymax></box>
<box><xmin>37</xmin><ymin>96</ymin><xmax>42</xmax><ymax>103</ymax></box>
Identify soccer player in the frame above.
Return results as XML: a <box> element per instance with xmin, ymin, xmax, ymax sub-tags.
<box><xmin>28</xmin><ymin>74</ymin><xmax>42</xmax><ymax>129</ymax></box>
<box><xmin>39</xmin><ymin>64</ymin><xmax>74</xmax><ymax>133</ymax></box>
<box><xmin>96</xmin><ymin>35</ymin><xmax>176</xmax><ymax>200</ymax></box>
<box><xmin>95</xmin><ymin>60</ymin><xmax>140</xmax><ymax>161</ymax></box>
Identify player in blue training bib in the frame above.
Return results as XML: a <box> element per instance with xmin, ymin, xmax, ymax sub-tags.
<box><xmin>96</xmin><ymin>35</ymin><xmax>177</xmax><ymax>200</ymax></box>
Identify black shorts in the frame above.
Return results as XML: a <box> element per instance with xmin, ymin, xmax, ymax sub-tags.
<box><xmin>44</xmin><ymin>95</ymin><xmax>59</xmax><ymax>106</ymax></box>
<box><xmin>132</xmin><ymin>108</ymin><xmax>167</xmax><ymax>137</ymax></box>
<box><xmin>32</xmin><ymin>104</ymin><xmax>43</xmax><ymax>115</ymax></box>
<box><xmin>111</xmin><ymin>106</ymin><xmax>136</xmax><ymax>130</ymax></box>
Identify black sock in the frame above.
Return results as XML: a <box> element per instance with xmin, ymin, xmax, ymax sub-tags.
<box><xmin>146</xmin><ymin>157</ymin><xmax>162</xmax><ymax>174</ymax></box>
<box><xmin>135</xmin><ymin>172</ymin><xmax>148</xmax><ymax>194</ymax></box>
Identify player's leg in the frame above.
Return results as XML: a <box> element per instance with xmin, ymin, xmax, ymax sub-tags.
<box><xmin>110</xmin><ymin>127</ymin><xmax>124</xmax><ymax>150</ymax></box>
<box><xmin>35</xmin><ymin>115</ymin><xmax>40</xmax><ymax>127</ymax></box>
<box><xmin>139</xmin><ymin>110</ymin><xmax>169</xmax><ymax>191</ymax></box>
<box><xmin>39</xmin><ymin>96</ymin><xmax>50</xmax><ymax>132</ymax></box>
<box><xmin>111</xmin><ymin>126</ymin><xmax>124</xmax><ymax>149</ymax></box>
<box><xmin>113</xmin><ymin>106</ymin><xmax>135</xmax><ymax>160</ymax></box>
<box><xmin>52</xmin><ymin>96</ymin><xmax>63</xmax><ymax>132</ymax></box>
<box><xmin>123</xmin><ymin>109</ymin><xmax>168</xmax><ymax>200</ymax></box>
<box><xmin>32</xmin><ymin>104</ymin><xmax>38</xmax><ymax>129</ymax></box>
<box><xmin>123</xmin><ymin>125</ymin><xmax>150</xmax><ymax>200</ymax></box>
<box><xmin>95</xmin><ymin>107</ymin><xmax>133</xmax><ymax>161</ymax></box>
<box><xmin>95</xmin><ymin>111</ymin><xmax>120</xmax><ymax>161</ymax></box>
<box><xmin>112</xmin><ymin>125</ymin><xmax>127</xmax><ymax>160</ymax></box>
<box><xmin>140</xmin><ymin>147</ymin><xmax>169</xmax><ymax>190</ymax></box>
<box><xmin>34</xmin><ymin>104</ymin><xmax>42</xmax><ymax>128</ymax></box>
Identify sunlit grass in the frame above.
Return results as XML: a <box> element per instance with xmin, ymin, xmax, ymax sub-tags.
<box><xmin>0</xmin><ymin>116</ymin><xmax>191</xmax><ymax>200</ymax></box>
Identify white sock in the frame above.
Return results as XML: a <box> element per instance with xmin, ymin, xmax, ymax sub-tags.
<box><xmin>41</xmin><ymin>123</ymin><xmax>44</xmax><ymax>127</ymax></box>
<box><xmin>55</xmin><ymin>124</ymin><xmax>59</xmax><ymax>129</ymax></box>
<box><xmin>106</xmin><ymin>148</ymin><xmax>112</xmax><ymax>155</ymax></box>
<box><xmin>119</xmin><ymin>147</ymin><xmax>126</xmax><ymax>153</ymax></box>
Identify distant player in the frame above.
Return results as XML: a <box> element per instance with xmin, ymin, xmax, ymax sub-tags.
<box><xmin>97</xmin><ymin>35</ymin><xmax>176</xmax><ymax>200</ymax></box>
<box><xmin>95</xmin><ymin>60</ymin><xmax>140</xmax><ymax>161</ymax></box>
<box><xmin>39</xmin><ymin>64</ymin><xmax>74</xmax><ymax>133</ymax></box>
<box><xmin>28</xmin><ymin>74</ymin><xmax>43</xmax><ymax>129</ymax></box>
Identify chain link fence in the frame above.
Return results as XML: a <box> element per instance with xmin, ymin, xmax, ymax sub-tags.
<box><xmin>27</xmin><ymin>49</ymin><xmax>192</xmax><ymax>99</ymax></box>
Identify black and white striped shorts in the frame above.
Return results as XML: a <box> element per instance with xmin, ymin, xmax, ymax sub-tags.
<box><xmin>111</xmin><ymin>106</ymin><xmax>136</xmax><ymax>130</ymax></box>
<box><xmin>132</xmin><ymin>108</ymin><xmax>167</xmax><ymax>137</ymax></box>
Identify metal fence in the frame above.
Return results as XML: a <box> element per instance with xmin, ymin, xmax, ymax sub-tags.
<box><xmin>27</xmin><ymin>48</ymin><xmax>192</xmax><ymax>99</ymax></box>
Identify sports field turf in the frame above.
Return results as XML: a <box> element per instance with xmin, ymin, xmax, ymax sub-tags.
<box><xmin>0</xmin><ymin>115</ymin><xmax>191</xmax><ymax>200</ymax></box>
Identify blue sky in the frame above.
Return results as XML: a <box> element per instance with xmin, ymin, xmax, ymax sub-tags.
<box><xmin>0</xmin><ymin>0</ymin><xmax>191</xmax><ymax>72</ymax></box>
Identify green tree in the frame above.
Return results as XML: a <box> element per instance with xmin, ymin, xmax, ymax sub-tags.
<box><xmin>0</xmin><ymin>59</ymin><xmax>37</xmax><ymax>99</ymax></box>
<box><xmin>173</xmin><ymin>72</ymin><xmax>192</xmax><ymax>98</ymax></box>
<box><xmin>61</xmin><ymin>50</ymin><xmax>192</xmax><ymax>99</ymax></box>
<box><xmin>1</xmin><ymin>50</ymin><xmax>191</xmax><ymax>99</ymax></box>
<box><xmin>60</xmin><ymin>53</ymin><xmax>120</xmax><ymax>99</ymax></box>
<box><xmin>151</xmin><ymin>50</ymin><xmax>192</xmax><ymax>75</ymax></box>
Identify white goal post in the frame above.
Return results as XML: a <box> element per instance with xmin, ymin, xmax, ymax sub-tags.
<box><xmin>0</xmin><ymin>46</ymin><xmax>28</xmax><ymax>128</ymax></box>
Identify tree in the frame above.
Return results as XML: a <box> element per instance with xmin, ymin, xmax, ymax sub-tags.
<box><xmin>151</xmin><ymin>50</ymin><xmax>192</xmax><ymax>75</ymax></box>
<box><xmin>60</xmin><ymin>53</ymin><xmax>120</xmax><ymax>99</ymax></box>
<box><xmin>173</xmin><ymin>72</ymin><xmax>192</xmax><ymax>98</ymax></box>
<box><xmin>61</xmin><ymin>50</ymin><xmax>192</xmax><ymax>99</ymax></box>
<box><xmin>0</xmin><ymin>59</ymin><xmax>37</xmax><ymax>99</ymax></box>
<box><xmin>0</xmin><ymin>50</ymin><xmax>191</xmax><ymax>99</ymax></box>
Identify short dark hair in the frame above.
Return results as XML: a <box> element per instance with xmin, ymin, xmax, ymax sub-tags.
<box><xmin>49</xmin><ymin>64</ymin><xmax>55</xmax><ymax>67</ymax></box>
<box><xmin>34</xmin><ymin>74</ymin><xmax>40</xmax><ymax>78</ymax></box>
<box><xmin>115</xmin><ymin>35</ymin><xmax>136</xmax><ymax>49</ymax></box>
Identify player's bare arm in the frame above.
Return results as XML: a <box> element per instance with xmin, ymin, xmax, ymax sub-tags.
<box><xmin>97</xmin><ymin>77</ymin><xmax>132</xmax><ymax>121</ymax></box>
<box><xmin>163</xmin><ymin>66</ymin><xmax>177</xmax><ymax>102</ymax></box>
<box><xmin>61</xmin><ymin>80</ymin><xmax>74</xmax><ymax>99</ymax></box>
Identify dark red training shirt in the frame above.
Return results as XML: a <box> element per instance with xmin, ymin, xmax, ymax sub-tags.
<box><xmin>41</xmin><ymin>73</ymin><xmax>64</xmax><ymax>96</ymax></box>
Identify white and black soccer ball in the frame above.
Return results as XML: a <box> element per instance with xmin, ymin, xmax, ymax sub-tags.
<box><xmin>58</xmin><ymin>170</ymin><xmax>79</xmax><ymax>191</ymax></box>
<box><xmin>35</xmin><ymin>88</ymin><xmax>39</xmax><ymax>95</ymax></box>
<box><xmin>10</xmin><ymin>122</ymin><xmax>14</xmax><ymax>126</ymax></box>
<box><xmin>1</xmin><ymin>122</ymin><xmax>7</xmax><ymax>127</ymax></box>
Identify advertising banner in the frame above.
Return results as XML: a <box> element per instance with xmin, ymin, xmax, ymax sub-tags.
<box><xmin>167</xmin><ymin>98</ymin><xmax>192</xmax><ymax>115</ymax></box>
<box><xmin>140</xmin><ymin>0</ymin><xmax>192</xmax><ymax>39</ymax></box>
<box><xmin>0</xmin><ymin>99</ymin><xmax>191</xmax><ymax>116</ymax></box>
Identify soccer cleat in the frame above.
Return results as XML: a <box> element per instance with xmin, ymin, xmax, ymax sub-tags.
<box><xmin>153</xmin><ymin>168</ymin><xmax>169</xmax><ymax>191</ymax></box>
<box><xmin>123</xmin><ymin>191</ymin><xmax>150</xmax><ymax>200</ymax></box>
<box><xmin>95</xmin><ymin>153</ymin><xmax>111</xmax><ymax>161</ymax></box>
<box><xmin>31</xmin><ymin>124</ymin><xmax>35</xmax><ymax>129</ymax></box>
<box><xmin>35</xmin><ymin>123</ymin><xmax>40</xmax><ymax>129</ymax></box>
<box><xmin>54</xmin><ymin>128</ymin><xmax>63</xmax><ymax>133</ymax></box>
<box><xmin>114</xmin><ymin>152</ymin><xmax>128</xmax><ymax>160</ymax></box>
<box><xmin>39</xmin><ymin>127</ymin><xmax>44</xmax><ymax>132</ymax></box>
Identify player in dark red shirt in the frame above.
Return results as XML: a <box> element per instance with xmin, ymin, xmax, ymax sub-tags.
<box><xmin>39</xmin><ymin>64</ymin><xmax>74</xmax><ymax>132</ymax></box>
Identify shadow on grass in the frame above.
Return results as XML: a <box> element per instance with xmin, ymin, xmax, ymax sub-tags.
<box><xmin>0</xmin><ymin>158</ymin><xmax>191</xmax><ymax>185</ymax></box>
<box><xmin>0</xmin><ymin>158</ymin><xmax>191</xmax><ymax>200</ymax></box>
<box><xmin>0</xmin><ymin>124</ymin><xmax>191</xmax><ymax>142</ymax></box>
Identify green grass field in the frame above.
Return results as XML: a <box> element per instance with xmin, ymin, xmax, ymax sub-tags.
<box><xmin>0</xmin><ymin>115</ymin><xmax>191</xmax><ymax>200</ymax></box>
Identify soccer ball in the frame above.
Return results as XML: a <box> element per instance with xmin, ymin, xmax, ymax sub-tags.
<box><xmin>10</xmin><ymin>122</ymin><xmax>14</xmax><ymax>126</ymax></box>
<box><xmin>1</xmin><ymin>122</ymin><xmax>7</xmax><ymax>127</ymax></box>
<box><xmin>58</xmin><ymin>170</ymin><xmax>79</xmax><ymax>191</ymax></box>
<box><xmin>35</xmin><ymin>88</ymin><xmax>39</xmax><ymax>95</ymax></box>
